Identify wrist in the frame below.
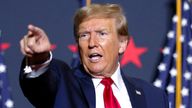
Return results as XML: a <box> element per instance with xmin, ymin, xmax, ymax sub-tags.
<box><xmin>24</xmin><ymin>52</ymin><xmax>52</xmax><ymax>73</ymax></box>
<box><xmin>26</xmin><ymin>51</ymin><xmax>51</xmax><ymax>65</ymax></box>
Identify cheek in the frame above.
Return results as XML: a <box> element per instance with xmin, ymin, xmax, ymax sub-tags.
<box><xmin>78</xmin><ymin>43</ymin><xmax>87</xmax><ymax>60</ymax></box>
<box><xmin>109</xmin><ymin>38</ymin><xmax>120</xmax><ymax>50</ymax></box>
<box><xmin>78</xmin><ymin>42</ymin><xmax>87</xmax><ymax>52</ymax></box>
<box><xmin>104</xmin><ymin>40</ymin><xmax>119</xmax><ymax>58</ymax></box>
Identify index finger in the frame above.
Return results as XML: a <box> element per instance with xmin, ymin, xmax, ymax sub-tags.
<box><xmin>27</xmin><ymin>24</ymin><xmax>45</xmax><ymax>38</ymax></box>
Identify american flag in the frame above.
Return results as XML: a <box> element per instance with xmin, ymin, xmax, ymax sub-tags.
<box><xmin>0</xmin><ymin>31</ymin><xmax>14</xmax><ymax>108</ymax></box>
<box><xmin>153</xmin><ymin>0</ymin><xmax>192</xmax><ymax>108</ymax></box>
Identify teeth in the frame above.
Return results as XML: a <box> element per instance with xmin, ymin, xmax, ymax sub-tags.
<box><xmin>89</xmin><ymin>53</ymin><xmax>102</xmax><ymax>62</ymax></box>
<box><xmin>91</xmin><ymin>56</ymin><xmax>100</xmax><ymax>60</ymax></box>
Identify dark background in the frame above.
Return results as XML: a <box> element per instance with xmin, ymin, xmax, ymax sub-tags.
<box><xmin>0</xmin><ymin>0</ymin><xmax>174</xmax><ymax>107</ymax></box>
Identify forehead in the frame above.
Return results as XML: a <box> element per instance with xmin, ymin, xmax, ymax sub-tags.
<box><xmin>78</xmin><ymin>18</ymin><xmax>116</xmax><ymax>32</ymax></box>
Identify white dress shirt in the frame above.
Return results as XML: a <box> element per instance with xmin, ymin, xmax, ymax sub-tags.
<box><xmin>92</xmin><ymin>65</ymin><xmax>132</xmax><ymax>108</ymax></box>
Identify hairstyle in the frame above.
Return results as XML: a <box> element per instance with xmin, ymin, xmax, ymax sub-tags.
<box><xmin>73</xmin><ymin>3</ymin><xmax>129</xmax><ymax>39</ymax></box>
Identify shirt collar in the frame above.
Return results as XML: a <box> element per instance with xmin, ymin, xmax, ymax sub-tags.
<box><xmin>92</xmin><ymin>63</ymin><xmax>123</xmax><ymax>90</ymax></box>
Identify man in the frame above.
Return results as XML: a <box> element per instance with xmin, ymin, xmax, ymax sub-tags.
<box><xmin>20</xmin><ymin>3</ymin><xmax>168</xmax><ymax>108</ymax></box>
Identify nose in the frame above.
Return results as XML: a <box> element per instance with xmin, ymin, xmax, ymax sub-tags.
<box><xmin>88</xmin><ymin>33</ymin><xmax>98</xmax><ymax>49</ymax></box>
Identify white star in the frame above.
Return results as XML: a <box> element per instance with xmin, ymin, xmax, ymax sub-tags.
<box><xmin>153</xmin><ymin>79</ymin><xmax>162</xmax><ymax>88</ymax></box>
<box><xmin>168</xmin><ymin>102</ymin><xmax>172</xmax><ymax>108</ymax></box>
<box><xmin>162</xmin><ymin>47</ymin><xmax>170</xmax><ymax>55</ymax></box>
<box><xmin>182</xmin><ymin>18</ymin><xmax>188</xmax><ymax>27</ymax></box>
<box><xmin>183</xmin><ymin>2</ymin><xmax>190</xmax><ymax>11</ymax></box>
<box><xmin>180</xmin><ymin>104</ymin><xmax>186</xmax><ymax>108</ymax></box>
<box><xmin>188</xmin><ymin>40</ymin><xmax>192</xmax><ymax>48</ymax></box>
<box><xmin>184</xmin><ymin>71</ymin><xmax>191</xmax><ymax>80</ymax></box>
<box><xmin>158</xmin><ymin>63</ymin><xmax>166</xmax><ymax>71</ymax></box>
<box><xmin>180</xmin><ymin>35</ymin><xmax>185</xmax><ymax>43</ymax></box>
<box><xmin>172</xmin><ymin>15</ymin><xmax>178</xmax><ymax>23</ymax></box>
<box><xmin>191</xmin><ymin>24</ymin><xmax>192</xmax><ymax>29</ymax></box>
<box><xmin>173</xmin><ymin>53</ymin><xmax>177</xmax><ymax>59</ymax></box>
<box><xmin>5</xmin><ymin>99</ymin><xmax>14</xmax><ymax>108</ymax></box>
<box><xmin>170</xmin><ymin>68</ymin><xmax>177</xmax><ymax>77</ymax></box>
<box><xmin>167</xmin><ymin>85</ymin><xmax>175</xmax><ymax>93</ymax></box>
<box><xmin>186</xmin><ymin>56</ymin><xmax>192</xmax><ymax>64</ymax></box>
<box><xmin>181</xmin><ymin>87</ymin><xmax>189</xmax><ymax>97</ymax></box>
<box><xmin>0</xmin><ymin>64</ymin><xmax>6</xmax><ymax>73</ymax></box>
<box><xmin>167</xmin><ymin>31</ymin><xmax>175</xmax><ymax>38</ymax></box>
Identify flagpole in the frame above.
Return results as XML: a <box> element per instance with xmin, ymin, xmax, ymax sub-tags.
<box><xmin>86</xmin><ymin>0</ymin><xmax>91</xmax><ymax>6</ymax></box>
<box><xmin>176</xmin><ymin>0</ymin><xmax>182</xmax><ymax>107</ymax></box>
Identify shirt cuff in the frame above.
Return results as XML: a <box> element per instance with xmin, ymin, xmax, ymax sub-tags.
<box><xmin>23</xmin><ymin>51</ymin><xmax>53</xmax><ymax>78</ymax></box>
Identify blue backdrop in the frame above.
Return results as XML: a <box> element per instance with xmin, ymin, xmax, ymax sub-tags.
<box><xmin>0</xmin><ymin>0</ymin><xmax>173</xmax><ymax>107</ymax></box>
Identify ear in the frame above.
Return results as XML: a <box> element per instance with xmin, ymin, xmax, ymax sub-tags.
<box><xmin>118</xmin><ymin>35</ymin><xmax>129</xmax><ymax>54</ymax></box>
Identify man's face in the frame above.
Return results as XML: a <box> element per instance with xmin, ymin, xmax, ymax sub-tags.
<box><xmin>78</xmin><ymin>18</ymin><xmax>127</xmax><ymax>78</ymax></box>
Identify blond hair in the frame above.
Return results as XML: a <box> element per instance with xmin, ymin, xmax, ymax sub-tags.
<box><xmin>74</xmin><ymin>3</ymin><xmax>129</xmax><ymax>39</ymax></box>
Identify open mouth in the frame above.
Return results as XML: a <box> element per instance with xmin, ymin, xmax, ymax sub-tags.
<box><xmin>88</xmin><ymin>53</ymin><xmax>103</xmax><ymax>62</ymax></box>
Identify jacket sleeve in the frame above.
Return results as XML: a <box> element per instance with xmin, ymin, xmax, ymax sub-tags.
<box><xmin>19</xmin><ymin>58</ymin><xmax>71</xmax><ymax>108</ymax></box>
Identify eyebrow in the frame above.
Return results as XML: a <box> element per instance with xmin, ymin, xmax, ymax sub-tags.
<box><xmin>79</xmin><ymin>28</ymin><xmax>108</xmax><ymax>33</ymax></box>
<box><xmin>95</xmin><ymin>28</ymin><xmax>108</xmax><ymax>31</ymax></box>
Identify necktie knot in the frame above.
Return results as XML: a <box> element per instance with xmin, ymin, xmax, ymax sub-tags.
<box><xmin>101</xmin><ymin>78</ymin><xmax>113</xmax><ymax>86</ymax></box>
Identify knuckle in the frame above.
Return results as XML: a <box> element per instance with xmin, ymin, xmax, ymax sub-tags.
<box><xmin>27</xmin><ymin>41</ymin><xmax>33</xmax><ymax>47</ymax></box>
<box><xmin>24</xmin><ymin>47</ymin><xmax>31</xmax><ymax>53</ymax></box>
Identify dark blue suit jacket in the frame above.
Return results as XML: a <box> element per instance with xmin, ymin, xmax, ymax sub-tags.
<box><xmin>20</xmin><ymin>59</ymin><xmax>168</xmax><ymax>108</ymax></box>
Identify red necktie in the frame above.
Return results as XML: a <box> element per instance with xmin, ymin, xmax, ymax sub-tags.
<box><xmin>101</xmin><ymin>78</ymin><xmax>121</xmax><ymax>108</ymax></box>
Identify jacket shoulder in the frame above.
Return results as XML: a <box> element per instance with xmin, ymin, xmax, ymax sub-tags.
<box><xmin>127</xmin><ymin>77</ymin><xmax>165</xmax><ymax>96</ymax></box>
<box><xmin>125</xmin><ymin>76</ymin><xmax>169</xmax><ymax>108</ymax></box>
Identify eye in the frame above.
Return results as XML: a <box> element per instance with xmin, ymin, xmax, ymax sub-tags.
<box><xmin>78</xmin><ymin>33</ymin><xmax>89</xmax><ymax>39</ymax></box>
<box><xmin>98</xmin><ymin>31</ymin><xmax>107</xmax><ymax>36</ymax></box>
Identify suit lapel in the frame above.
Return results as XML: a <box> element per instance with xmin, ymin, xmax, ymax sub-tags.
<box><xmin>74</xmin><ymin>67</ymin><xmax>96</xmax><ymax>108</ymax></box>
<box><xmin>122</xmin><ymin>73</ymin><xmax>147</xmax><ymax>108</ymax></box>
<box><xmin>74</xmin><ymin>66</ymin><xmax>147</xmax><ymax>108</ymax></box>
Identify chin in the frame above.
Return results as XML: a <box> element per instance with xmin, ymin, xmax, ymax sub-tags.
<box><xmin>89</xmin><ymin>72</ymin><xmax>106</xmax><ymax>78</ymax></box>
